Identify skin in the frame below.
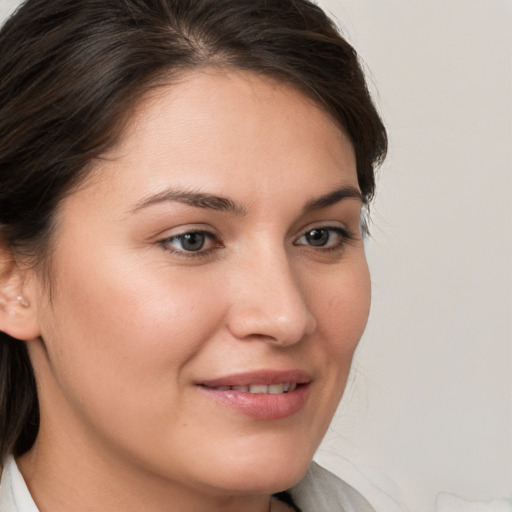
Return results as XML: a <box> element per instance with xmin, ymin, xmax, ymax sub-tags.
<box><xmin>6</xmin><ymin>69</ymin><xmax>371</xmax><ymax>512</ymax></box>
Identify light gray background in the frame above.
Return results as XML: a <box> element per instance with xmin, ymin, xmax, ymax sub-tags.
<box><xmin>314</xmin><ymin>1</ymin><xmax>512</xmax><ymax>511</ymax></box>
<box><xmin>1</xmin><ymin>1</ymin><xmax>511</xmax><ymax>511</ymax></box>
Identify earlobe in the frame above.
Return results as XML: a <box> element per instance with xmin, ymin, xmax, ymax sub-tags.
<box><xmin>0</xmin><ymin>249</ymin><xmax>41</xmax><ymax>342</ymax></box>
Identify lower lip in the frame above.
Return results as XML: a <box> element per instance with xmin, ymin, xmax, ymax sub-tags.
<box><xmin>198</xmin><ymin>384</ymin><xmax>309</xmax><ymax>420</ymax></box>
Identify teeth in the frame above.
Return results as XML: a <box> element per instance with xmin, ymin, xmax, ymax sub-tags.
<box><xmin>232</xmin><ymin>385</ymin><xmax>249</xmax><ymax>392</ymax></box>
<box><xmin>249</xmin><ymin>384</ymin><xmax>268</xmax><ymax>394</ymax></box>
<box><xmin>268</xmin><ymin>384</ymin><xmax>284</xmax><ymax>394</ymax></box>
<box><xmin>212</xmin><ymin>382</ymin><xmax>298</xmax><ymax>394</ymax></box>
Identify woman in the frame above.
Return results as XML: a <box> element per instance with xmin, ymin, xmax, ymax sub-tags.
<box><xmin>0</xmin><ymin>0</ymin><xmax>387</xmax><ymax>510</ymax></box>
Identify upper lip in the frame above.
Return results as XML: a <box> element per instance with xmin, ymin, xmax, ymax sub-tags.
<box><xmin>197</xmin><ymin>369</ymin><xmax>311</xmax><ymax>388</ymax></box>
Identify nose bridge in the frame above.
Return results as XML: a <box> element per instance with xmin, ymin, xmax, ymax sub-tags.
<box><xmin>227</xmin><ymin>245</ymin><xmax>316</xmax><ymax>345</ymax></box>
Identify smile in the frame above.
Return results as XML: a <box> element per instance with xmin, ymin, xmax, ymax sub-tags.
<box><xmin>204</xmin><ymin>382</ymin><xmax>298</xmax><ymax>394</ymax></box>
<box><xmin>197</xmin><ymin>371</ymin><xmax>311</xmax><ymax>420</ymax></box>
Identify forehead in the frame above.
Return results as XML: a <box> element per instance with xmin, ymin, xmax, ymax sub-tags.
<box><xmin>109</xmin><ymin>68</ymin><xmax>353</xmax><ymax>161</ymax></box>
<box><xmin>75</xmin><ymin>69</ymin><xmax>358</xmax><ymax>216</ymax></box>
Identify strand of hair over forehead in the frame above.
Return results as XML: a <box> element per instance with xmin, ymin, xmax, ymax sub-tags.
<box><xmin>140</xmin><ymin>0</ymin><xmax>386</xmax><ymax>203</ymax></box>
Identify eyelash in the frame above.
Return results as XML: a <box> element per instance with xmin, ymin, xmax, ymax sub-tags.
<box><xmin>159</xmin><ymin>226</ymin><xmax>354</xmax><ymax>258</ymax></box>
<box><xmin>294</xmin><ymin>226</ymin><xmax>354</xmax><ymax>252</ymax></box>
<box><xmin>159</xmin><ymin>231</ymin><xmax>222</xmax><ymax>258</ymax></box>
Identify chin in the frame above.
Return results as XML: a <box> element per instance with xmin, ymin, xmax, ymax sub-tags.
<box><xmin>194</xmin><ymin>434</ymin><xmax>316</xmax><ymax>495</ymax></box>
<box><xmin>207</xmin><ymin>461</ymin><xmax>310</xmax><ymax>497</ymax></box>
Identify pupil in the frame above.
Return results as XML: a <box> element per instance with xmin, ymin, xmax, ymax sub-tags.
<box><xmin>182</xmin><ymin>233</ymin><xmax>205</xmax><ymax>251</ymax></box>
<box><xmin>306</xmin><ymin>229</ymin><xmax>328</xmax><ymax>246</ymax></box>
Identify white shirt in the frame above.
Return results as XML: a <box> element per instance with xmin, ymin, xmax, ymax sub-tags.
<box><xmin>0</xmin><ymin>455</ymin><xmax>376</xmax><ymax>512</ymax></box>
<box><xmin>0</xmin><ymin>457</ymin><xmax>38</xmax><ymax>512</ymax></box>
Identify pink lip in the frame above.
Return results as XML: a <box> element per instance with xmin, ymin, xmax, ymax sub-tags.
<box><xmin>197</xmin><ymin>369</ymin><xmax>311</xmax><ymax>388</ymax></box>
<box><xmin>196</xmin><ymin>369</ymin><xmax>311</xmax><ymax>420</ymax></box>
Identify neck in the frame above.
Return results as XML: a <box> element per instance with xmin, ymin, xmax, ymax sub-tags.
<box><xmin>17</xmin><ymin>442</ymin><xmax>277</xmax><ymax>512</ymax></box>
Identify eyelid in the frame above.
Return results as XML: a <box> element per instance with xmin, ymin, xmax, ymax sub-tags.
<box><xmin>158</xmin><ymin>227</ymin><xmax>223</xmax><ymax>257</ymax></box>
<box><xmin>155</xmin><ymin>223</ymin><xmax>219</xmax><ymax>243</ymax></box>
<box><xmin>293</xmin><ymin>224</ymin><xmax>355</xmax><ymax>249</ymax></box>
<box><xmin>293</xmin><ymin>221</ymin><xmax>353</xmax><ymax>239</ymax></box>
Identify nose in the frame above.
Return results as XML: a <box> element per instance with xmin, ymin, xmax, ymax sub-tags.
<box><xmin>225</xmin><ymin>251</ymin><xmax>317</xmax><ymax>346</ymax></box>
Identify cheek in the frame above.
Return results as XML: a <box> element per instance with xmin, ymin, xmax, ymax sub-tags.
<box><xmin>312</xmin><ymin>259</ymin><xmax>371</xmax><ymax>359</ymax></box>
<box><xmin>39</xmin><ymin>249</ymin><xmax>227</xmax><ymax>398</ymax></box>
<box><xmin>34</xmin><ymin>254</ymin><xmax>233</xmax><ymax>461</ymax></box>
<box><xmin>293</xmin><ymin>258</ymin><xmax>371</xmax><ymax>450</ymax></box>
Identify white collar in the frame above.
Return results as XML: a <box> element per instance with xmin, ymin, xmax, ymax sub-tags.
<box><xmin>0</xmin><ymin>456</ymin><xmax>39</xmax><ymax>512</ymax></box>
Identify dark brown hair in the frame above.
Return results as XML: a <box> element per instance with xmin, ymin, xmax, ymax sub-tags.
<box><xmin>0</xmin><ymin>0</ymin><xmax>387</xmax><ymax>461</ymax></box>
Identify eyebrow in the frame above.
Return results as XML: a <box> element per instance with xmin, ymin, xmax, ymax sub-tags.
<box><xmin>131</xmin><ymin>189</ymin><xmax>247</xmax><ymax>215</ymax></box>
<box><xmin>130</xmin><ymin>184</ymin><xmax>363</xmax><ymax>215</ymax></box>
<box><xmin>303</xmin><ymin>185</ymin><xmax>364</xmax><ymax>211</ymax></box>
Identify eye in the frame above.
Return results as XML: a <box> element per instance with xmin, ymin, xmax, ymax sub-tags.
<box><xmin>295</xmin><ymin>226</ymin><xmax>352</xmax><ymax>249</ymax></box>
<box><xmin>160</xmin><ymin>230</ymin><xmax>222</xmax><ymax>255</ymax></box>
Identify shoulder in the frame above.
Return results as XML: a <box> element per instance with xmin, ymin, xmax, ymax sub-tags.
<box><xmin>289</xmin><ymin>462</ymin><xmax>376</xmax><ymax>512</ymax></box>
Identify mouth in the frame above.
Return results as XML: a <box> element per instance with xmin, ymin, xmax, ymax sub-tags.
<box><xmin>201</xmin><ymin>382</ymin><xmax>299</xmax><ymax>394</ymax></box>
<box><xmin>196</xmin><ymin>370</ymin><xmax>311</xmax><ymax>420</ymax></box>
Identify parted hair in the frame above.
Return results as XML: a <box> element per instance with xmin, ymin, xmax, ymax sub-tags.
<box><xmin>0</xmin><ymin>0</ymin><xmax>387</xmax><ymax>461</ymax></box>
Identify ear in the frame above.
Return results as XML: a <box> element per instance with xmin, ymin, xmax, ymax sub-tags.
<box><xmin>0</xmin><ymin>246</ymin><xmax>41</xmax><ymax>341</ymax></box>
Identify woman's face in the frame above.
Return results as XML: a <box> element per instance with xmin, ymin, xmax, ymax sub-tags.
<box><xmin>27</xmin><ymin>70</ymin><xmax>370</xmax><ymax>496</ymax></box>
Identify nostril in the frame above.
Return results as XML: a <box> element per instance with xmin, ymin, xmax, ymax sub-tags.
<box><xmin>225</xmin><ymin>260</ymin><xmax>316</xmax><ymax>344</ymax></box>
